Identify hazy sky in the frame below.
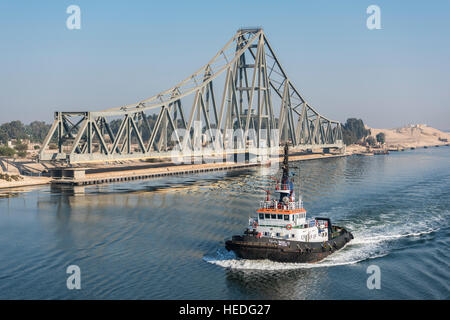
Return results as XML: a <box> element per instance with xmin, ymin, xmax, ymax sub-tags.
<box><xmin>0</xmin><ymin>0</ymin><xmax>449</xmax><ymax>129</ymax></box>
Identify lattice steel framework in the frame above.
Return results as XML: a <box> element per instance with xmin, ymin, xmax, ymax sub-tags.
<box><xmin>39</xmin><ymin>28</ymin><xmax>343</xmax><ymax>163</ymax></box>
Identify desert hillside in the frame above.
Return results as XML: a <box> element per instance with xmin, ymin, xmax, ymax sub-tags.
<box><xmin>369</xmin><ymin>124</ymin><xmax>450</xmax><ymax>149</ymax></box>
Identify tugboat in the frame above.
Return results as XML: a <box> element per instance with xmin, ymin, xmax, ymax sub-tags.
<box><xmin>225</xmin><ymin>144</ymin><xmax>353</xmax><ymax>263</ymax></box>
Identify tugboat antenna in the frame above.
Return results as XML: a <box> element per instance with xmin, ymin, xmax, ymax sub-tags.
<box><xmin>262</xmin><ymin>189</ymin><xmax>271</xmax><ymax>201</ymax></box>
<box><xmin>282</xmin><ymin>143</ymin><xmax>289</xmax><ymax>180</ymax></box>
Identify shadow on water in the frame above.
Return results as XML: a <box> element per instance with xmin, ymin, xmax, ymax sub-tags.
<box><xmin>48</xmin><ymin>168</ymin><xmax>256</xmax><ymax>196</ymax></box>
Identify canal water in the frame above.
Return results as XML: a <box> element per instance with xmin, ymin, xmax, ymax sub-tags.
<box><xmin>0</xmin><ymin>147</ymin><xmax>449</xmax><ymax>299</ymax></box>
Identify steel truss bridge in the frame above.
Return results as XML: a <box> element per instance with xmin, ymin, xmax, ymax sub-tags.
<box><xmin>39</xmin><ymin>28</ymin><xmax>343</xmax><ymax>164</ymax></box>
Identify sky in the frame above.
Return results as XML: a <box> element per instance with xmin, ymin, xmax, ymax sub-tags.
<box><xmin>0</xmin><ymin>0</ymin><xmax>449</xmax><ymax>130</ymax></box>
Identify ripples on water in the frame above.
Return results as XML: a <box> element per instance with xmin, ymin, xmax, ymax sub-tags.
<box><xmin>0</xmin><ymin>148</ymin><xmax>449</xmax><ymax>299</ymax></box>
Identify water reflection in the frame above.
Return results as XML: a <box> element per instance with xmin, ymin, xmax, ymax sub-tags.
<box><xmin>0</xmin><ymin>185</ymin><xmax>42</xmax><ymax>199</ymax></box>
<box><xmin>1</xmin><ymin>149</ymin><xmax>449</xmax><ymax>299</ymax></box>
<box><xmin>225</xmin><ymin>268</ymin><xmax>330</xmax><ymax>299</ymax></box>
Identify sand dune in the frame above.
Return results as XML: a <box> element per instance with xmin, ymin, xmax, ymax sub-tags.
<box><xmin>369</xmin><ymin>124</ymin><xmax>450</xmax><ymax>149</ymax></box>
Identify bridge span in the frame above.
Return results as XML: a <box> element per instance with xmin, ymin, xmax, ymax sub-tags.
<box><xmin>39</xmin><ymin>28</ymin><xmax>343</xmax><ymax>165</ymax></box>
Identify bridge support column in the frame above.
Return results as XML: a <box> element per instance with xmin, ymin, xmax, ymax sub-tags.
<box><xmin>50</xmin><ymin>167</ymin><xmax>86</xmax><ymax>180</ymax></box>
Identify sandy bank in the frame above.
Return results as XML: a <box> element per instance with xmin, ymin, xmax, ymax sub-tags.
<box><xmin>370</xmin><ymin>124</ymin><xmax>450</xmax><ymax>149</ymax></box>
<box><xmin>0</xmin><ymin>176</ymin><xmax>51</xmax><ymax>189</ymax></box>
<box><xmin>345</xmin><ymin>125</ymin><xmax>450</xmax><ymax>154</ymax></box>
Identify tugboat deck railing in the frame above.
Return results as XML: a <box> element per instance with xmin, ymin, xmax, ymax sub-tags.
<box><xmin>259</xmin><ymin>200</ymin><xmax>303</xmax><ymax>211</ymax></box>
<box><xmin>275</xmin><ymin>183</ymin><xmax>292</xmax><ymax>192</ymax></box>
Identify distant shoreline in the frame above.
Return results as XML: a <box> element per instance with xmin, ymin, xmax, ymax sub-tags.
<box><xmin>1</xmin><ymin>144</ymin><xmax>449</xmax><ymax>190</ymax></box>
<box><xmin>1</xmin><ymin>124</ymin><xmax>449</xmax><ymax>189</ymax></box>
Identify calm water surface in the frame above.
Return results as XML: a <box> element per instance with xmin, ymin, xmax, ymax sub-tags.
<box><xmin>0</xmin><ymin>148</ymin><xmax>449</xmax><ymax>299</ymax></box>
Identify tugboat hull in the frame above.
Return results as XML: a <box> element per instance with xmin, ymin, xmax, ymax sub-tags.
<box><xmin>225</xmin><ymin>227</ymin><xmax>353</xmax><ymax>263</ymax></box>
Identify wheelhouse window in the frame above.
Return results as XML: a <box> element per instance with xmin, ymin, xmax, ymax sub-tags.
<box><xmin>259</xmin><ymin>213</ymin><xmax>264</xmax><ymax>220</ymax></box>
<box><xmin>284</xmin><ymin>215</ymin><xmax>290</xmax><ymax>221</ymax></box>
<box><xmin>277</xmin><ymin>214</ymin><xmax>283</xmax><ymax>220</ymax></box>
<box><xmin>271</xmin><ymin>214</ymin><xmax>277</xmax><ymax>219</ymax></box>
<box><xmin>265</xmin><ymin>213</ymin><xmax>270</xmax><ymax>219</ymax></box>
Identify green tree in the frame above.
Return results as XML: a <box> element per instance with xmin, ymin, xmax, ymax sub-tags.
<box><xmin>0</xmin><ymin>128</ymin><xmax>8</xmax><ymax>144</ymax></box>
<box><xmin>341</xmin><ymin>118</ymin><xmax>371</xmax><ymax>145</ymax></box>
<box><xmin>14</xmin><ymin>143</ymin><xmax>28</xmax><ymax>152</ymax></box>
<box><xmin>366</xmin><ymin>136</ymin><xmax>376</xmax><ymax>146</ymax></box>
<box><xmin>0</xmin><ymin>145</ymin><xmax>16</xmax><ymax>157</ymax></box>
<box><xmin>376</xmin><ymin>132</ymin><xmax>385</xmax><ymax>144</ymax></box>
<box><xmin>0</xmin><ymin>121</ymin><xmax>27</xmax><ymax>140</ymax></box>
<box><xmin>25</xmin><ymin>121</ymin><xmax>51</xmax><ymax>143</ymax></box>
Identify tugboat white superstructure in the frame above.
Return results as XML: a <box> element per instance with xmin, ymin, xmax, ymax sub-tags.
<box><xmin>225</xmin><ymin>144</ymin><xmax>353</xmax><ymax>263</ymax></box>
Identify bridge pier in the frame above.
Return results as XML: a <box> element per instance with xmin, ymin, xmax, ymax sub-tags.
<box><xmin>50</xmin><ymin>167</ymin><xmax>86</xmax><ymax>180</ymax></box>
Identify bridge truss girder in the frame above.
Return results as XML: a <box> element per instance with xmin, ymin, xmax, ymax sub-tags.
<box><xmin>39</xmin><ymin>28</ymin><xmax>343</xmax><ymax>163</ymax></box>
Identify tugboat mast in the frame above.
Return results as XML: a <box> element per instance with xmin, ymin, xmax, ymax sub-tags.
<box><xmin>282</xmin><ymin>143</ymin><xmax>289</xmax><ymax>181</ymax></box>
<box><xmin>279</xmin><ymin>143</ymin><xmax>292</xmax><ymax>202</ymax></box>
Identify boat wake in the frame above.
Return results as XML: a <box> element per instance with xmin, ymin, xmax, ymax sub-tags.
<box><xmin>350</xmin><ymin>228</ymin><xmax>438</xmax><ymax>245</ymax></box>
<box><xmin>203</xmin><ymin>228</ymin><xmax>439</xmax><ymax>270</ymax></box>
<box><xmin>203</xmin><ymin>145</ymin><xmax>447</xmax><ymax>271</ymax></box>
